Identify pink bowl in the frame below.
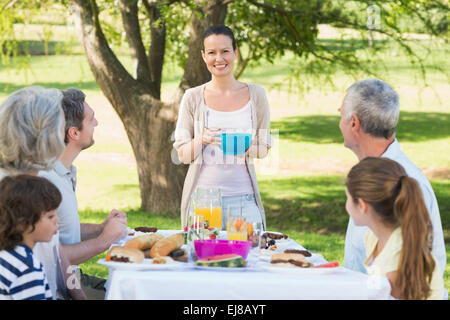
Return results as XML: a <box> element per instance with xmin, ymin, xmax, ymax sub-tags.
<box><xmin>194</xmin><ymin>239</ymin><xmax>252</xmax><ymax>260</ymax></box>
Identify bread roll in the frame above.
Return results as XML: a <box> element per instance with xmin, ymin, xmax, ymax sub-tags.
<box><xmin>124</xmin><ymin>233</ymin><xmax>164</xmax><ymax>251</ymax></box>
<box><xmin>149</xmin><ymin>233</ymin><xmax>184</xmax><ymax>258</ymax></box>
<box><xmin>270</xmin><ymin>252</ymin><xmax>313</xmax><ymax>268</ymax></box>
<box><xmin>271</xmin><ymin>253</ymin><xmax>306</xmax><ymax>262</ymax></box>
<box><xmin>106</xmin><ymin>246</ymin><xmax>145</xmax><ymax>263</ymax></box>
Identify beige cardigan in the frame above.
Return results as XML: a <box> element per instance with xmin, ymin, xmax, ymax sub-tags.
<box><xmin>173</xmin><ymin>83</ymin><xmax>272</xmax><ymax>230</ymax></box>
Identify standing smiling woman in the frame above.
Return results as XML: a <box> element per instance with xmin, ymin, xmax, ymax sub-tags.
<box><xmin>174</xmin><ymin>25</ymin><xmax>272</xmax><ymax>230</ymax></box>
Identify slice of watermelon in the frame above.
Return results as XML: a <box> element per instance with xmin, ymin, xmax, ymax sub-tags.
<box><xmin>195</xmin><ymin>254</ymin><xmax>247</xmax><ymax>268</ymax></box>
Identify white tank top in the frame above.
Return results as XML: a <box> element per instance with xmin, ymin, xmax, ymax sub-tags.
<box><xmin>196</xmin><ymin>101</ymin><xmax>254</xmax><ymax>196</ymax></box>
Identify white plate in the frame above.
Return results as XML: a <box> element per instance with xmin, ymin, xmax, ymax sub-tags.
<box><xmin>193</xmin><ymin>265</ymin><xmax>253</xmax><ymax>272</ymax></box>
<box><xmin>259</xmin><ymin>254</ymin><xmax>327</xmax><ymax>266</ymax></box>
<box><xmin>262</xmin><ymin>264</ymin><xmax>339</xmax><ymax>275</ymax></box>
<box><xmin>98</xmin><ymin>258</ymin><xmax>183</xmax><ymax>271</ymax></box>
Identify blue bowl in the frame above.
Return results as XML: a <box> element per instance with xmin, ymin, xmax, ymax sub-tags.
<box><xmin>219</xmin><ymin>133</ymin><xmax>252</xmax><ymax>155</ymax></box>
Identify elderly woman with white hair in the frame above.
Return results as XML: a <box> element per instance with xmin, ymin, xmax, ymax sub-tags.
<box><xmin>0</xmin><ymin>86</ymin><xmax>86</xmax><ymax>300</ymax></box>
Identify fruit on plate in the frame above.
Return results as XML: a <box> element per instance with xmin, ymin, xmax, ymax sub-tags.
<box><xmin>195</xmin><ymin>254</ymin><xmax>248</xmax><ymax>268</ymax></box>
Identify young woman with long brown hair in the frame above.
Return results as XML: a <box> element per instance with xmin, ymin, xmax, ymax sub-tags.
<box><xmin>345</xmin><ymin>157</ymin><xmax>444</xmax><ymax>300</ymax></box>
<box><xmin>174</xmin><ymin>25</ymin><xmax>272</xmax><ymax>230</ymax></box>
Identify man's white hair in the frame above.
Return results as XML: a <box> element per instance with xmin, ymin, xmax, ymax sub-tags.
<box><xmin>0</xmin><ymin>86</ymin><xmax>65</xmax><ymax>173</ymax></box>
<box><xmin>343</xmin><ymin>78</ymin><xmax>399</xmax><ymax>139</ymax></box>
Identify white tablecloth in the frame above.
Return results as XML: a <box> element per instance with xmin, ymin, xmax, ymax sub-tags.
<box><xmin>103</xmin><ymin>230</ymin><xmax>392</xmax><ymax>300</ymax></box>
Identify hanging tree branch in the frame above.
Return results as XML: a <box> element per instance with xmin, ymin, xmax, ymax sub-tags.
<box><xmin>119</xmin><ymin>0</ymin><xmax>153</xmax><ymax>91</ymax></box>
<box><xmin>142</xmin><ymin>0</ymin><xmax>167</xmax><ymax>99</ymax></box>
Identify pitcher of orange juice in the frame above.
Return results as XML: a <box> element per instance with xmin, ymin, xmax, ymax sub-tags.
<box><xmin>193</xmin><ymin>188</ymin><xmax>222</xmax><ymax>229</ymax></box>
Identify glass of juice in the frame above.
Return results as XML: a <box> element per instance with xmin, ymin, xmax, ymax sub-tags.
<box><xmin>193</xmin><ymin>187</ymin><xmax>222</xmax><ymax>229</ymax></box>
<box><xmin>226</xmin><ymin>205</ymin><xmax>248</xmax><ymax>241</ymax></box>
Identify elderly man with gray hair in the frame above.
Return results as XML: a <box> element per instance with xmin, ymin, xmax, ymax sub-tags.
<box><xmin>338</xmin><ymin>78</ymin><xmax>447</xmax><ymax>298</ymax></box>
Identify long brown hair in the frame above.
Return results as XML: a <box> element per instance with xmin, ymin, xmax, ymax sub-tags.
<box><xmin>0</xmin><ymin>174</ymin><xmax>62</xmax><ymax>250</ymax></box>
<box><xmin>346</xmin><ymin>157</ymin><xmax>435</xmax><ymax>300</ymax></box>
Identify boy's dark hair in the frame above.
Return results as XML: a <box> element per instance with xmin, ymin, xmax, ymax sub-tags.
<box><xmin>0</xmin><ymin>175</ymin><xmax>62</xmax><ymax>250</ymax></box>
<box><xmin>202</xmin><ymin>25</ymin><xmax>237</xmax><ymax>51</ymax></box>
<box><xmin>61</xmin><ymin>88</ymin><xmax>86</xmax><ymax>144</ymax></box>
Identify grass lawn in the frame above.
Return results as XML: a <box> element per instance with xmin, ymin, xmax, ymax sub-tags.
<box><xmin>1</xmin><ymin>25</ymin><xmax>449</xmax><ymax>296</ymax></box>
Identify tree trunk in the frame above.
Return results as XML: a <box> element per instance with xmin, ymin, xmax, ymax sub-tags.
<box><xmin>179</xmin><ymin>0</ymin><xmax>228</xmax><ymax>92</ymax></box>
<box><xmin>70</xmin><ymin>0</ymin><xmax>227</xmax><ymax>215</ymax></box>
<box><xmin>123</xmin><ymin>96</ymin><xmax>186</xmax><ymax>216</ymax></box>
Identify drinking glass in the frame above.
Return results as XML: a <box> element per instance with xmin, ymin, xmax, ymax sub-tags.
<box><xmin>187</xmin><ymin>214</ymin><xmax>205</xmax><ymax>242</ymax></box>
<box><xmin>247</xmin><ymin>221</ymin><xmax>263</xmax><ymax>249</ymax></box>
<box><xmin>193</xmin><ymin>187</ymin><xmax>222</xmax><ymax>229</ymax></box>
<box><xmin>187</xmin><ymin>214</ymin><xmax>205</xmax><ymax>261</ymax></box>
<box><xmin>226</xmin><ymin>205</ymin><xmax>248</xmax><ymax>241</ymax></box>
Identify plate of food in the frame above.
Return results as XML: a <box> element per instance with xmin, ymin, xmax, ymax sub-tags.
<box><xmin>260</xmin><ymin>231</ymin><xmax>292</xmax><ymax>252</ymax></box>
<box><xmin>99</xmin><ymin>232</ymin><xmax>189</xmax><ymax>271</ymax></box>
<box><xmin>98</xmin><ymin>247</ymin><xmax>183</xmax><ymax>271</ymax></box>
<box><xmin>263</xmin><ymin>231</ymin><xmax>289</xmax><ymax>240</ymax></box>
<box><xmin>262</xmin><ymin>252</ymin><xmax>340</xmax><ymax>275</ymax></box>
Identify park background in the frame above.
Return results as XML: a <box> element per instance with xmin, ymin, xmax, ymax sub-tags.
<box><xmin>0</xmin><ymin>1</ymin><xmax>448</xmax><ymax>294</ymax></box>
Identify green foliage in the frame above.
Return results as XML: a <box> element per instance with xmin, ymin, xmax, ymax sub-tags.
<box><xmin>1</xmin><ymin>0</ymin><xmax>448</xmax><ymax>93</ymax></box>
<box><xmin>0</xmin><ymin>1</ymin><xmax>19</xmax><ymax>63</ymax></box>
<box><xmin>329</xmin><ymin>0</ymin><xmax>449</xmax><ymax>35</ymax></box>
<box><xmin>156</xmin><ymin>1</ymin><xmax>192</xmax><ymax>69</ymax></box>
<box><xmin>0</xmin><ymin>1</ymin><xmax>73</xmax><ymax>76</ymax></box>
<box><xmin>227</xmin><ymin>0</ymin><xmax>322</xmax><ymax>63</ymax></box>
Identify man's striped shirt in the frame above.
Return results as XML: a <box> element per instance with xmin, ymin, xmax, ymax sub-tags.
<box><xmin>0</xmin><ymin>244</ymin><xmax>53</xmax><ymax>300</ymax></box>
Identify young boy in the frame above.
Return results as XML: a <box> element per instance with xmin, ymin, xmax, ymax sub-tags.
<box><xmin>0</xmin><ymin>175</ymin><xmax>62</xmax><ymax>300</ymax></box>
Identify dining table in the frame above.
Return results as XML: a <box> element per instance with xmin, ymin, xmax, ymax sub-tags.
<box><xmin>100</xmin><ymin>229</ymin><xmax>392</xmax><ymax>300</ymax></box>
